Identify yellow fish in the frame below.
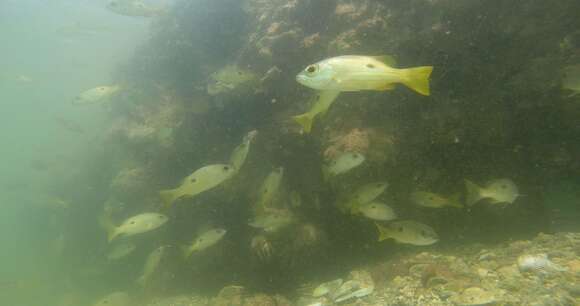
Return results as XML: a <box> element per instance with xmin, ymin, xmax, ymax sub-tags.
<box><xmin>136</xmin><ymin>246</ymin><xmax>167</xmax><ymax>287</ymax></box>
<box><xmin>465</xmin><ymin>178</ymin><xmax>519</xmax><ymax>206</ymax></box>
<box><xmin>100</xmin><ymin>212</ymin><xmax>168</xmax><ymax>242</ymax></box>
<box><xmin>292</xmin><ymin>90</ymin><xmax>340</xmax><ymax>133</ymax></box>
<box><xmin>255</xmin><ymin>167</ymin><xmax>284</xmax><ymax>213</ymax></box>
<box><xmin>229</xmin><ymin>130</ymin><xmax>258</xmax><ymax>172</ymax></box>
<box><xmin>410</xmin><ymin>191</ymin><xmax>463</xmax><ymax>208</ymax></box>
<box><xmin>339</xmin><ymin>181</ymin><xmax>388</xmax><ymax>213</ymax></box>
<box><xmin>159</xmin><ymin>164</ymin><xmax>236</xmax><ymax>209</ymax></box>
<box><xmin>294</xmin><ymin>55</ymin><xmax>433</xmax><ymax>132</ymax></box>
<box><xmin>182</xmin><ymin>228</ymin><xmax>227</xmax><ymax>258</ymax></box>
<box><xmin>375</xmin><ymin>220</ymin><xmax>438</xmax><ymax>246</ymax></box>
<box><xmin>73</xmin><ymin>85</ymin><xmax>120</xmax><ymax>105</ymax></box>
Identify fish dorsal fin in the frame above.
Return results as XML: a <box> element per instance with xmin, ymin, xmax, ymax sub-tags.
<box><xmin>372</xmin><ymin>55</ymin><xmax>396</xmax><ymax>67</ymax></box>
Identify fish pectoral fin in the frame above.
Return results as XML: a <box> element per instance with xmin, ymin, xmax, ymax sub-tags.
<box><xmin>372</xmin><ymin>55</ymin><xmax>397</xmax><ymax>67</ymax></box>
<box><xmin>375</xmin><ymin>223</ymin><xmax>390</xmax><ymax>241</ymax></box>
<box><xmin>293</xmin><ymin>112</ymin><xmax>315</xmax><ymax>134</ymax></box>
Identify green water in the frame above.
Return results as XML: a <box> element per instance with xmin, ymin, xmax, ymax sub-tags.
<box><xmin>1</xmin><ymin>0</ymin><xmax>579</xmax><ymax>305</ymax></box>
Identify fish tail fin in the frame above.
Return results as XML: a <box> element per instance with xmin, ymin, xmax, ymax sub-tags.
<box><xmin>399</xmin><ymin>66</ymin><xmax>433</xmax><ymax>96</ymax></box>
<box><xmin>98</xmin><ymin>213</ymin><xmax>118</xmax><ymax>243</ymax></box>
<box><xmin>159</xmin><ymin>189</ymin><xmax>176</xmax><ymax>210</ymax></box>
<box><xmin>464</xmin><ymin>179</ymin><xmax>483</xmax><ymax>206</ymax></box>
<box><xmin>449</xmin><ymin>193</ymin><xmax>464</xmax><ymax>208</ymax></box>
<box><xmin>375</xmin><ymin>223</ymin><xmax>390</xmax><ymax>242</ymax></box>
<box><xmin>292</xmin><ymin>112</ymin><xmax>315</xmax><ymax>134</ymax></box>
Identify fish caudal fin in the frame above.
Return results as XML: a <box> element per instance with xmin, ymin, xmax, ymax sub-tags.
<box><xmin>159</xmin><ymin>189</ymin><xmax>177</xmax><ymax>210</ymax></box>
<box><xmin>98</xmin><ymin>213</ymin><xmax>118</xmax><ymax>243</ymax></box>
<box><xmin>293</xmin><ymin>113</ymin><xmax>315</xmax><ymax>133</ymax></box>
<box><xmin>449</xmin><ymin>193</ymin><xmax>464</xmax><ymax>208</ymax></box>
<box><xmin>400</xmin><ymin>66</ymin><xmax>433</xmax><ymax>96</ymax></box>
<box><xmin>375</xmin><ymin>223</ymin><xmax>390</xmax><ymax>242</ymax></box>
<box><xmin>464</xmin><ymin>179</ymin><xmax>483</xmax><ymax>206</ymax></box>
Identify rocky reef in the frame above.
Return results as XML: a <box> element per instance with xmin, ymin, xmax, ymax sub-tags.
<box><xmin>54</xmin><ymin>0</ymin><xmax>580</xmax><ymax>305</ymax></box>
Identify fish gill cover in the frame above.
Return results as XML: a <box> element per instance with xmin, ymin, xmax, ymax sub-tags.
<box><xmin>4</xmin><ymin>0</ymin><xmax>580</xmax><ymax>305</ymax></box>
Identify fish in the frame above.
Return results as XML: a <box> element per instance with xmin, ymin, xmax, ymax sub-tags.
<box><xmin>323</xmin><ymin>152</ymin><xmax>365</xmax><ymax>178</ymax></box>
<box><xmin>296</xmin><ymin>55</ymin><xmax>433</xmax><ymax>94</ymax></box>
<box><xmin>106</xmin><ymin>242</ymin><xmax>136</xmax><ymax>260</ymax></box>
<box><xmin>255</xmin><ymin>167</ymin><xmax>284</xmax><ymax>212</ymax></box>
<box><xmin>230</xmin><ymin>130</ymin><xmax>258</xmax><ymax>172</ymax></box>
<box><xmin>106</xmin><ymin>0</ymin><xmax>165</xmax><ymax>17</ymax></box>
<box><xmin>340</xmin><ymin>181</ymin><xmax>388</xmax><ymax>213</ymax></box>
<box><xmin>249</xmin><ymin>210</ymin><xmax>294</xmax><ymax>233</ymax></box>
<box><xmin>410</xmin><ymin>191</ymin><xmax>463</xmax><ymax>208</ymax></box>
<box><xmin>294</xmin><ymin>55</ymin><xmax>433</xmax><ymax>132</ymax></box>
<box><xmin>137</xmin><ymin>246</ymin><xmax>167</xmax><ymax>287</ymax></box>
<box><xmin>358</xmin><ymin>201</ymin><xmax>397</xmax><ymax>221</ymax></box>
<box><xmin>465</xmin><ymin>178</ymin><xmax>519</xmax><ymax>206</ymax></box>
<box><xmin>183</xmin><ymin>228</ymin><xmax>227</xmax><ymax>258</ymax></box>
<box><xmin>375</xmin><ymin>220</ymin><xmax>438</xmax><ymax>246</ymax></box>
<box><xmin>92</xmin><ymin>291</ymin><xmax>131</xmax><ymax>306</ymax></box>
<box><xmin>73</xmin><ymin>85</ymin><xmax>120</xmax><ymax>105</ymax></box>
<box><xmin>562</xmin><ymin>64</ymin><xmax>580</xmax><ymax>96</ymax></box>
<box><xmin>517</xmin><ymin>254</ymin><xmax>567</xmax><ymax>274</ymax></box>
<box><xmin>159</xmin><ymin>164</ymin><xmax>237</xmax><ymax>209</ymax></box>
<box><xmin>101</xmin><ymin>212</ymin><xmax>168</xmax><ymax>242</ymax></box>
<box><xmin>207</xmin><ymin>65</ymin><xmax>258</xmax><ymax>95</ymax></box>
<box><xmin>292</xmin><ymin>90</ymin><xmax>340</xmax><ymax>133</ymax></box>
<box><xmin>313</xmin><ymin>278</ymin><xmax>343</xmax><ymax>297</ymax></box>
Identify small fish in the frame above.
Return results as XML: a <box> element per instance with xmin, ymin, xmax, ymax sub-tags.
<box><xmin>294</xmin><ymin>55</ymin><xmax>433</xmax><ymax>132</ymax></box>
<box><xmin>313</xmin><ymin>278</ymin><xmax>343</xmax><ymax>297</ymax></box>
<box><xmin>292</xmin><ymin>90</ymin><xmax>340</xmax><ymax>133</ymax></box>
<box><xmin>324</xmin><ymin>152</ymin><xmax>365</xmax><ymax>178</ymax></box>
<box><xmin>207</xmin><ymin>65</ymin><xmax>258</xmax><ymax>95</ymax></box>
<box><xmin>255</xmin><ymin>167</ymin><xmax>284</xmax><ymax>212</ymax></box>
<box><xmin>375</xmin><ymin>220</ymin><xmax>438</xmax><ymax>246</ymax></box>
<box><xmin>106</xmin><ymin>0</ymin><xmax>165</xmax><ymax>17</ymax></box>
<box><xmin>410</xmin><ymin>191</ymin><xmax>463</xmax><ymax>208</ymax></box>
<box><xmin>106</xmin><ymin>242</ymin><xmax>136</xmax><ymax>260</ymax></box>
<box><xmin>517</xmin><ymin>254</ymin><xmax>567</xmax><ymax>274</ymax></box>
<box><xmin>359</xmin><ymin>201</ymin><xmax>397</xmax><ymax>221</ymax></box>
<box><xmin>92</xmin><ymin>291</ymin><xmax>131</xmax><ymax>306</ymax></box>
<box><xmin>465</xmin><ymin>178</ymin><xmax>519</xmax><ymax>206</ymax></box>
<box><xmin>159</xmin><ymin>164</ymin><xmax>236</xmax><ymax>209</ymax></box>
<box><xmin>73</xmin><ymin>85</ymin><xmax>120</xmax><ymax>105</ymax></box>
<box><xmin>340</xmin><ymin>181</ymin><xmax>388</xmax><ymax>213</ymax></box>
<box><xmin>249</xmin><ymin>210</ymin><xmax>294</xmax><ymax>233</ymax></box>
<box><xmin>183</xmin><ymin>228</ymin><xmax>227</xmax><ymax>258</ymax></box>
<box><xmin>101</xmin><ymin>212</ymin><xmax>168</xmax><ymax>242</ymax></box>
<box><xmin>562</xmin><ymin>64</ymin><xmax>580</xmax><ymax>96</ymax></box>
<box><xmin>137</xmin><ymin>246</ymin><xmax>167</xmax><ymax>287</ymax></box>
<box><xmin>230</xmin><ymin>130</ymin><xmax>258</xmax><ymax>172</ymax></box>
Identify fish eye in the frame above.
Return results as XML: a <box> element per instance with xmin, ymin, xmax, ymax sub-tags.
<box><xmin>366</xmin><ymin>63</ymin><xmax>375</xmax><ymax>69</ymax></box>
<box><xmin>191</xmin><ymin>178</ymin><xmax>197</xmax><ymax>183</ymax></box>
<box><xmin>130</xmin><ymin>221</ymin><xmax>136</xmax><ymax>225</ymax></box>
<box><xmin>429</xmin><ymin>196</ymin><xmax>434</xmax><ymax>200</ymax></box>
<box><xmin>398</xmin><ymin>227</ymin><xmax>403</xmax><ymax>232</ymax></box>
<box><xmin>371</xmin><ymin>205</ymin><xmax>376</xmax><ymax>209</ymax></box>
<box><xmin>420</xmin><ymin>230</ymin><xmax>427</xmax><ymax>236</ymax></box>
<box><xmin>500</xmin><ymin>184</ymin><xmax>507</xmax><ymax>189</ymax></box>
<box><xmin>352</xmin><ymin>154</ymin><xmax>359</xmax><ymax>158</ymax></box>
<box><xmin>223</xmin><ymin>166</ymin><xmax>230</xmax><ymax>171</ymax></box>
<box><xmin>305</xmin><ymin>65</ymin><xmax>317</xmax><ymax>74</ymax></box>
<box><xmin>263</xmin><ymin>189</ymin><xmax>268</xmax><ymax>193</ymax></box>
<box><xmin>199</xmin><ymin>238</ymin><xmax>203</xmax><ymax>242</ymax></box>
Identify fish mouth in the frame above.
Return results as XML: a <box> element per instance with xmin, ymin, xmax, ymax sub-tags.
<box><xmin>295</xmin><ymin>74</ymin><xmax>308</xmax><ymax>85</ymax></box>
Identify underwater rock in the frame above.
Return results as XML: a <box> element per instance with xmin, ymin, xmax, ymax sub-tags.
<box><xmin>450</xmin><ymin>287</ymin><xmax>496</xmax><ymax>306</ymax></box>
<box><xmin>146</xmin><ymin>295</ymin><xmax>208</xmax><ymax>306</ymax></box>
